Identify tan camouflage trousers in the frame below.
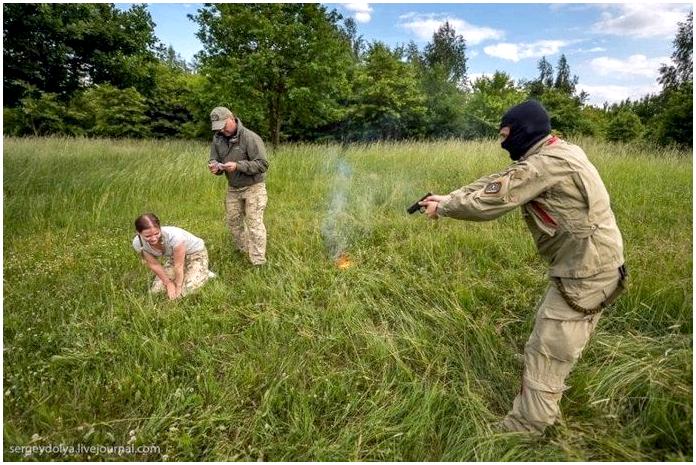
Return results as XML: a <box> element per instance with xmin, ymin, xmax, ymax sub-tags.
<box><xmin>150</xmin><ymin>249</ymin><xmax>212</xmax><ymax>296</ymax></box>
<box><xmin>501</xmin><ymin>268</ymin><xmax>621</xmax><ymax>433</ymax></box>
<box><xmin>225</xmin><ymin>182</ymin><xmax>267</xmax><ymax>265</ymax></box>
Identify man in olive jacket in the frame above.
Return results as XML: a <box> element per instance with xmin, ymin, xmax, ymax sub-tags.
<box><xmin>419</xmin><ymin>100</ymin><xmax>626</xmax><ymax>433</ymax></box>
<box><xmin>208</xmin><ymin>107</ymin><xmax>269</xmax><ymax>266</ymax></box>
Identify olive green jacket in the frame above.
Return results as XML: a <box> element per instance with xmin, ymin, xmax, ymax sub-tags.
<box><xmin>209</xmin><ymin>118</ymin><xmax>268</xmax><ymax>187</ymax></box>
<box><xmin>437</xmin><ymin>135</ymin><xmax>624</xmax><ymax>278</ymax></box>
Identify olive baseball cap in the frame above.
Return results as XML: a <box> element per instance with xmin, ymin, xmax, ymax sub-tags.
<box><xmin>210</xmin><ymin>106</ymin><xmax>233</xmax><ymax>131</ymax></box>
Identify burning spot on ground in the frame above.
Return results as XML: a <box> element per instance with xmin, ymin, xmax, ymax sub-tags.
<box><xmin>335</xmin><ymin>252</ymin><xmax>353</xmax><ymax>270</ymax></box>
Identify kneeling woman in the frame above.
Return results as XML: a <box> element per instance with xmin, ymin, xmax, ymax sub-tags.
<box><xmin>133</xmin><ymin>213</ymin><xmax>214</xmax><ymax>299</ymax></box>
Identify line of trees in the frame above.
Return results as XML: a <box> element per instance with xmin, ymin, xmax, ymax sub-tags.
<box><xmin>3</xmin><ymin>4</ymin><xmax>692</xmax><ymax>149</ymax></box>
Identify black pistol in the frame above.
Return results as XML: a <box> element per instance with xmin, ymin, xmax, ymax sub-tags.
<box><xmin>407</xmin><ymin>192</ymin><xmax>433</xmax><ymax>214</ymax></box>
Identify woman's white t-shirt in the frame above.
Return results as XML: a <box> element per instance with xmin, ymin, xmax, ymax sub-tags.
<box><xmin>132</xmin><ymin>226</ymin><xmax>205</xmax><ymax>257</ymax></box>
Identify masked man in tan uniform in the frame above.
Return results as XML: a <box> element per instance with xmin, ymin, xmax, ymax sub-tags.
<box><xmin>208</xmin><ymin>107</ymin><xmax>269</xmax><ymax>266</ymax></box>
<box><xmin>420</xmin><ymin>100</ymin><xmax>627</xmax><ymax>433</ymax></box>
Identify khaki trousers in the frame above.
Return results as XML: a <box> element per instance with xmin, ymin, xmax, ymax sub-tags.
<box><xmin>225</xmin><ymin>182</ymin><xmax>267</xmax><ymax>265</ymax></box>
<box><xmin>150</xmin><ymin>249</ymin><xmax>211</xmax><ymax>296</ymax></box>
<box><xmin>501</xmin><ymin>268</ymin><xmax>621</xmax><ymax>433</ymax></box>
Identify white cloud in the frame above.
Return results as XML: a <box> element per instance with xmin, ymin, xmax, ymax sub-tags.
<box><xmin>483</xmin><ymin>40</ymin><xmax>570</xmax><ymax>62</ymax></box>
<box><xmin>343</xmin><ymin>2</ymin><xmax>373</xmax><ymax>23</ymax></box>
<box><xmin>354</xmin><ymin>12</ymin><xmax>371</xmax><ymax>23</ymax></box>
<box><xmin>589</xmin><ymin>54</ymin><xmax>671</xmax><ymax>78</ymax></box>
<box><xmin>578</xmin><ymin>83</ymin><xmax>662</xmax><ymax>106</ymax></box>
<box><xmin>484</xmin><ymin>43</ymin><xmax>519</xmax><ymax>61</ymax></box>
<box><xmin>592</xmin><ymin>4</ymin><xmax>691</xmax><ymax>38</ymax></box>
<box><xmin>549</xmin><ymin>4</ymin><xmax>595</xmax><ymax>13</ymax></box>
<box><xmin>574</xmin><ymin>47</ymin><xmax>607</xmax><ymax>53</ymax></box>
<box><xmin>398</xmin><ymin>13</ymin><xmax>504</xmax><ymax>45</ymax></box>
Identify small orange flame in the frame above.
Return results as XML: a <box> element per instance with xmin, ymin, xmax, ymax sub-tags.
<box><xmin>335</xmin><ymin>252</ymin><xmax>353</xmax><ymax>269</ymax></box>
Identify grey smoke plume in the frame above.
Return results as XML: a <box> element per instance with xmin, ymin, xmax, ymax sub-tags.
<box><xmin>321</xmin><ymin>153</ymin><xmax>352</xmax><ymax>260</ymax></box>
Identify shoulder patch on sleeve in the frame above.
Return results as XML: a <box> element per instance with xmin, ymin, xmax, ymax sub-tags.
<box><xmin>484</xmin><ymin>181</ymin><xmax>502</xmax><ymax>194</ymax></box>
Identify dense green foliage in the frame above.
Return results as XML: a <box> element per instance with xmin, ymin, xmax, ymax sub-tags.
<box><xmin>3</xmin><ymin>137</ymin><xmax>692</xmax><ymax>460</ymax></box>
<box><xmin>606</xmin><ymin>111</ymin><xmax>644</xmax><ymax>143</ymax></box>
<box><xmin>3</xmin><ymin>3</ymin><xmax>158</xmax><ymax>107</ymax></box>
<box><xmin>423</xmin><ymin>21</ymin><xmax>468</xmax><ymax>86</ymax></box>
<box><xmin>346</xmin><ymin>42</ymin><xmax>426</xmax><ymax>141</ymax></box>
<box><xmin>610</xmin><ymin>11</ymin><xmax>693</xmax><ymax>148</ymax></box>
<box><xmin>2</xmin><ymin>4</ymin><xmax>692</xmax><ymax>149</ymax></box>
<box><xmin>190</xmin><ymin>3</ymin><xmax>353</xmax><ymax>146</ymax></box>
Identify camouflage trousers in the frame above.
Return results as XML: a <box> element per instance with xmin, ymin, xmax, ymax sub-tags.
<box><xmin>150</xmin><ymin>249</ymin><xmax>212</xmax><ymax>296</ymax></box>
<box><xmin>501</xmin><ymin>268</ymin><xmax>622</xmax><ymax>433</ymax></box>
<box><xmin>225</xmin><ymin>182</ymin><xmax>267</xmax><ymax>265</ymax></box>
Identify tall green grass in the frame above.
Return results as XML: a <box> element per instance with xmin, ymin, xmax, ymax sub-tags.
<box><xmin>3</xmin><ymin>136</ymin><xmax>692</xmax><ymax>460</ymax></box>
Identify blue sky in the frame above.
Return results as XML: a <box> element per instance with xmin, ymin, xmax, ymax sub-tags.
<box><xmin>117</xmin><ymin>2</ymin><xmax>693</xmax><ymax>107</ymax></box>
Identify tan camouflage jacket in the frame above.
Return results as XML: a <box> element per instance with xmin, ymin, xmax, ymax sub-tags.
<box><xmin>437</xmin><ymin>135</ymin><xmax>624</xmax><ymax>278</ymax></box>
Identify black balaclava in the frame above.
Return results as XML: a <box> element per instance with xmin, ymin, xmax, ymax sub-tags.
<box><xmin>500</xmin><ymin>100</ymin><xmax>551</xmax><ymax>161</ymax></box>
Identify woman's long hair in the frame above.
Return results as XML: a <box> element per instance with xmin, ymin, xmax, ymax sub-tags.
<box><xmin>135</xmin><ymin>213</ymin><xmax>161</xmax><ymax>232</ymax></box>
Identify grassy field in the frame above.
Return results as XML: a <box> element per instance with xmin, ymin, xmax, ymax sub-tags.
<box><xmin>3</xmin><ymin>136</ymin><xmax>692</xmax><ymax>461</ymax></box>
